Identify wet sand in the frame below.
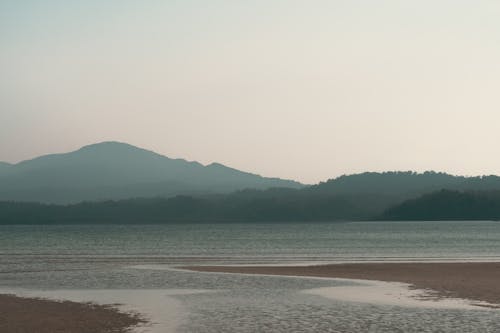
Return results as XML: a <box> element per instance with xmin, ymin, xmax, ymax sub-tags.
<box><xmin>183</xmin><ymin>262</ymin><xmax>500</xmax><ymax>306</ymax></box>
<box><xmin>0</xmin><ymin>294</ymin><xmax>146</xmax><ymax>333</ymax></box>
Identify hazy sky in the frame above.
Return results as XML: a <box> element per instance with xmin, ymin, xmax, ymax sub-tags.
<box><xmin>1</xmin><ymin>1</ymin><xmax>500</xmax><ymax>183</ymax></box>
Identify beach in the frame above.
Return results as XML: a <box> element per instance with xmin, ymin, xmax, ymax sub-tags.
<box><xmin>0</xmin><ymin>294</ymin><xmax>145</xmax><ymax>333</ymax></box>
<box><xmin>4</xmin><ymin>222</ymin><xmax>500</xmax><ymax>332</ymax></box>
<box><xmin>183</xmin><ymin>262</ymin><xmax>500</xmax><ymax>306</ymax></box>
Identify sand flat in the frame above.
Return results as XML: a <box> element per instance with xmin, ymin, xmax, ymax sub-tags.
<box><xmin>0</xmin><ymin>288</ymin><xmax>212</xmax><ymax>333</ymax></box>
<box><xmin>0</xmin><ymin>293</ymin><xmax>145</xmax><ymax>333</ymax></box>
<box><xmin>183</xmin><ymin>262</ymin><xmax>500</xmax><ymax>307</ymax></box>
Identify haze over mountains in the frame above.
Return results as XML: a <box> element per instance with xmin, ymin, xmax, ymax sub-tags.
<box><xmin>0</xmin><ymin>142</ymin><xmax>303</xmax><ymax>203</ymax></box>
<box><xmin>3</xmin><ymin>141</ymin><xmax>500</xmax><ymax>223</ymax></box>
<box><xmin>3</xmin><ymin>165</ymin><xmax>500</xmax><ymax>223</ymax></box>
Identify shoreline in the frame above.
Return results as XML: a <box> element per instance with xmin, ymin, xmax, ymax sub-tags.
<box><xmin>0</xmin><ymin>294</ymin><xmax>146</xmax><ymax>333</ymax></box>
<box><xmin>182</xmin><ymin>262</ymin><xmax>500</xmax><ymax>307</ymax></box>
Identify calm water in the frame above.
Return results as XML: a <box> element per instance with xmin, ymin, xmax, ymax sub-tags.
<box><xmin>2</xmin><ymin>221</ymin><xmax>500</xmax><ymax>332</ymax></box>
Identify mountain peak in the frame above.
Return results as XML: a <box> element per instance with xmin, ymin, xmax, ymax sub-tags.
<box><xmin>69</xmin><ymin>141</ymin><xmax>171</xmax><ymax>162</ymax></box>
<box><xmin>77</xmin><ymin>141</ymin><xmax>147</xmax><ymax>153</ymax></box>
<box><xmin>0</xmin><ymin>142</ymin><xmax>303</xmax><ymax>203</ymax></box>
<box><xmin>81</xmin><ymin>141</ymin><xmax>134</xmax><ymax>148</ymax></box>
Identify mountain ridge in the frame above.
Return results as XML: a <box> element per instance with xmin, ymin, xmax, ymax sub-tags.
<box><xmin>0</xmin><ymin>141</ymin><xmax>303</xmax><ymax>203</ymax></box>
<box><xmin>4</xmin><ymin>169</ymin><xmax>500</xmax><ymax>223</ymax></box>
<box><xmin>310</xmin><ymin>171</ymin><xmax>500</xmax><ymax>196</ymax></box>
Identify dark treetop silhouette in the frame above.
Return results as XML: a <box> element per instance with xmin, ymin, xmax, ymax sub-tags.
<box><xmin>2</xmin><ymin>169</ymin><xmax>500</xmax><ymax>224</ymax></box>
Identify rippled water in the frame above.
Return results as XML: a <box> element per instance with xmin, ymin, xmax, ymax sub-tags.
<box><xmin>2</xmin><ymin>221</ymin><xmax>500</xmax><ymax>332</ymax></box>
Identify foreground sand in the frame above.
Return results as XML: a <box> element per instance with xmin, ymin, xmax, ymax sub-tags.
<box><xmin>0</xmin><ymin>294</ymin><xmax>146</xmax><ymax>333</ymax></box>
<box><xmin>184</xmin><ymin>262</ymin><xmax>500</xmax><ymax>306</ymax></box>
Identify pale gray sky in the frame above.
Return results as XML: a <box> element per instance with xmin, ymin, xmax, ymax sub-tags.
<box><xmin>1</xmin><ymin>1</ymin><xmax>500</xmax><ymax>183</ymax></box>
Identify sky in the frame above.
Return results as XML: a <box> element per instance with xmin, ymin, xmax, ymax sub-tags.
<box><xmin>1</xmin><ymin>1</ymin><xmax>500</xmax><ymax>184</ymax></box>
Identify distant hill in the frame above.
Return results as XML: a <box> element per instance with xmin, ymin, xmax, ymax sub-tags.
<box><xmin>293</xmin><ymin>171</ymin><xmax>500</xmax><ymax>218</ymax></box>
<box><xmin>234</xmin><ymin>171</ymin><xmax>500</xmax><ymax>220</ymax></box>
<box><xmin>311</xmin><ymin>171</ymin><xmax>500</xmax><ymax>196</ymax></box>
<box><xmin>0</xmin><ymin>142</ymin><xmax>303</xmax><ymax>203</ymax></box>
<box><xmin>381</xmin><ymin>190</ymin><xmax>500</xmax><ymax>221</ymax></box>
<box><xmin>4</xmin><ymin>172</ymin><xmax>500</xmax><ymax>224</ymax></box>
<box><xmin>0</xmin><ymin>162</ymin><xmax>11</xmax><ymax>172</ymax></box>
<box><xmin>4</xmin><ymin>157</ymin><xmax>500</xmax><ymax>223</ymax></box>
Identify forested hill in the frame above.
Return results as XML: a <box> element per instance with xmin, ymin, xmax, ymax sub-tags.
<box><xmin>0</xmin><ymin>192</ymin><xmax>377</xmax><ymax>224</ymax></box>
<box><xmin>381</xmin><ymin>190</ymin><xmax>500</xmax><ymax>221</ymax></box>
<box><xmin>3</xmin><ymin>171</ymin><xmax>500</xmax><ymax>224</ymax></box>
<box><xmin>310</xmin><ymin>171</ymin><xmax>500</xmax><ymax>195</ymax></box>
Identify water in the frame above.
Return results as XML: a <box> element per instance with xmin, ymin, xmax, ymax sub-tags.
<box><xmin>2</xmin><ymin>221</ymin><xmax>500</xmax><ymax>332</ymax></box>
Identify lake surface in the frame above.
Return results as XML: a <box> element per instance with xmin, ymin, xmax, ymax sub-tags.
<box><xmin>2</xmin><ymin>221</ymin><xmax>500</xmax><ymax>332</ymax></box>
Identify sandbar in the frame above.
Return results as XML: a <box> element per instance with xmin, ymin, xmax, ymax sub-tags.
<box><xmin>183</xmin><ymin>262</ymin><xmax>500</xmax><ymax>307</ymax></box>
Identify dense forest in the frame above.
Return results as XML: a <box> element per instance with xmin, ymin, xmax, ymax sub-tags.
<box><xmin>2</xmin><ymin>171</ymin><xmax>500</xmax><ymax>224</ymax></box>
<box><xmin>0</xmin><ymin>192</ymin><xmax>377</xmax><ymax>224</ymax></box>
<box><xmin>381</xmin><ymin>190</ymin><xmax>500</xmax><ymax>221</ymax></box>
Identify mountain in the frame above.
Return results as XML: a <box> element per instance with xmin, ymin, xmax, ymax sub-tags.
<box><xmin>301</xmin><ymin>171</ymin><xmax>500</xmax><ymax>213</ymax></box>
<box><xmin>4</xmin><ymin>155</ymin><xmax>500</xmax><ymax>222</ymax></box>
<box><xmin>381</xmin><ymin>190</ymin><xmax>500</xmax><ymax>221</ymax></box>
<box><xmin>0</xmin><ymin>162</ymin><xmax>11</xmax><ymax>171</ymax></box>
<box><xmin>4</xmin><ymin>171</ymin><xmax>500</xmax><ymax>224</ymax></box>
<box><xmin>310</xmin><ymin>171</ymin><xmax>500</xmax><ymax>196</ymax></box>
<box><xmin>0</xmin><ymin>142</ymin><xmax>303</xmax><ymax>203</ymax></box>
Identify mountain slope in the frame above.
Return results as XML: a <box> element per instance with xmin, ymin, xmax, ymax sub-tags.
<box><xmin>0</xmin><ymin>142</ymin><xmax>303</xmax><ymax>203</ymax></box>
<box><xmin>0</xmin><ymin>162</ymin><xmax>11</xmax><ymax>171</ymax></box>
